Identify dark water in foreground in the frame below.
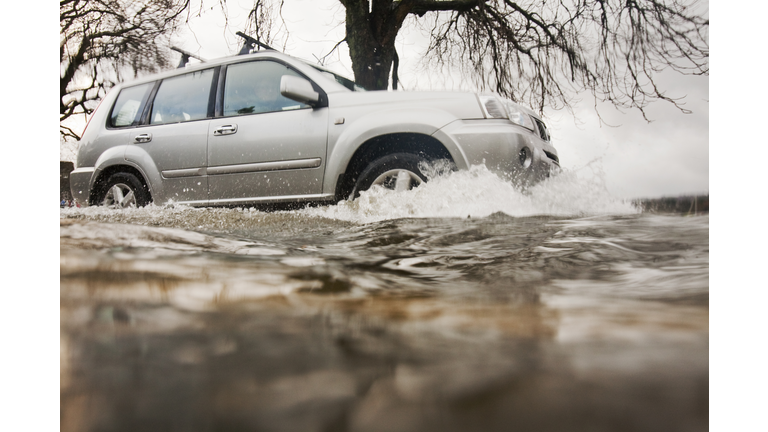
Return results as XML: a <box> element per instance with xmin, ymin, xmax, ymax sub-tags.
<box><xmin>60</xmin><ymin>170</ymin><xmax>708</xmax><ymax>432</ymax></box>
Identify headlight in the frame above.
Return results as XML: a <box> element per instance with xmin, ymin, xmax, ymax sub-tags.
<box><xmin>503</xmin><ymin>101</ymin><xmax>535</xmax><ymax>131</ymax></box>
<box><xmin>477</xmin><ymin>94</ymin><xmax>508</xmax><ymax>119</ymax></box>
<box><xmin>477</xmin><ymin>94</ymin><xmax>537</xmax><ymax>132</ymax></box>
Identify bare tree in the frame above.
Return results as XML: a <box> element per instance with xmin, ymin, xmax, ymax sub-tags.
<box><xmin>330</xmin><ymin>0</ymin><xmax>707</xmax><ymax>118</ymax></box>
<box><xmin>60</xmin><ymin>0</ymin><xmax>191</xmax><ymax>140</ymax></box>
<box><xmin>243</xmin><ymin>0</ymin><xmax>287</xmax><ymax>50</ymax></box>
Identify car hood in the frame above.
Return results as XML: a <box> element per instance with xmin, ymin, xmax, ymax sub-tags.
<box><xmin>327</xmin><ymin>90</ymin><xmax>485</xmax><ymax>120</ymax></box>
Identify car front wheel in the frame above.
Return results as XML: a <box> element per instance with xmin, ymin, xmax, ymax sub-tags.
<box><xmin>351</xmin><ymin>153</ymin><xmax>428</xmax><ymax>199</ymax></box>
<box><xmin>98</xmin><ymin>172</ymin><xmax>151</xmax><ymax>209</ymax></box>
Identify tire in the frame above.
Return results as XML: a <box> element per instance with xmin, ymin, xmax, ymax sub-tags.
<box><xmin>97</xmin><ymin>172</ymin><xmax>151</xmax><ymax>209</ymax></box>
<box><xmin>351</xmin><ymin>153</ymin><xmax>428</xmax><ymax>199</ymax></box>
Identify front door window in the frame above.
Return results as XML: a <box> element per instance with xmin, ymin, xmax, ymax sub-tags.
<box><xmin>223</xmin><ymin>61</ymin><xmax>309</xmax><ymax>116</ymax></box>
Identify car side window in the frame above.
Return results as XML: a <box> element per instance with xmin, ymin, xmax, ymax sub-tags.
<box><xmin>223</xmin><ymin>61</ymin><xmax>309</xmax><ymax>117</ymax></box>
<box><xmin>150</xmin><ymin>69</ymin><xmax>214</xmax><ymax>125</ymax></box>
<box><xmin>109</xmin><ymin>83</ymin><xmax>153</xmax><ymax>128</ymax></box>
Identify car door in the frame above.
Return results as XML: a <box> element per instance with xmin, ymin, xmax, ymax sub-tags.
<box><xmin>207</xmin><ymin>60</ymin><xmax>328</xmax><ymax>204</ymax></box>
<box><xmin>126</xmin><ymin>68</ymin><xmax>216</xmax><ymax>205</ymax></box>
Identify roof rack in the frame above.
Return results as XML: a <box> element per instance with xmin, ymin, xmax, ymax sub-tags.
<box><xmin>236</xmin><ymin>31</ymin><xmax>276</xmax><ymax>55</ymax></box>
<box><xmin>171</xmin><ymin>46</ymin><xmax>207</xmax><ymax>68</ymax></box>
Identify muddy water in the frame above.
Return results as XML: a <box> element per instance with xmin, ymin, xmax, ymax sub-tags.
<box><xmin>60</xmin><ymin>166</ymin><xmax>708</xmax><ymax>432</ymax></box>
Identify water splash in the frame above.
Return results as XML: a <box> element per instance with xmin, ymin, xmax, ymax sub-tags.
<box><xmin>304</xmin><ymin>162</ymin><xmax>638</xmax><ymax>223</ymax></box>
<box><xmin>62</xmin><ymin>161</ymin><xmax>637</xmax><ymax>226</ymax></box>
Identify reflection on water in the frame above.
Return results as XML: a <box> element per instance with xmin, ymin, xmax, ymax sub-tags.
<box><xmin>60</xmin><ymin>169</ymin><xmax>707</xmax><ymax>431</ymax></box>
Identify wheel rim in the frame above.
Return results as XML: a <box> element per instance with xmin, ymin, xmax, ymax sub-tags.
<box><xmin>371</xmin><ymin>169</ymin><xmax>423</xmax><ymax>192</ymax></box>
<box><xmin>103</xmin><ymin>183</ymin><xmax>137</xmax><ymax>209</ymax></box>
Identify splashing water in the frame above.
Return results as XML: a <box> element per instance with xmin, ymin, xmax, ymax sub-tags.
<box><xmin>62</xmin><ymin>162</ymin><xmax>637</xmax><ymax>226</ymax></box>
<box><xmin>306</xmin><ymin>162</ymin><xmax>637</xmax><ymax>223</ymax></box>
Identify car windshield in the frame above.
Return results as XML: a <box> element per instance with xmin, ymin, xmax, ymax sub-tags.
<box><xmin>308</xmin><ymin>64</ymin><xmax>366</xmax><ymax>92</ymax></box>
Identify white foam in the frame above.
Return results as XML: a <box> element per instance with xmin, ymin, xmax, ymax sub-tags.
<box><xmin>302</xmin><ymin>162</ymin><xmax>638</xmax><ymax>224</ymax></box>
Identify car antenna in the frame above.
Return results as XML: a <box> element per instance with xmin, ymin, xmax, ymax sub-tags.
<box><xmin>171</xmin><ymin>47</ymin><xmax>207</xmax><ymax>68</ymax></box>
<box><xmin>236</xmin><ymin>31</ymin><xmax>276</xmax><ymax>55</ymax></box>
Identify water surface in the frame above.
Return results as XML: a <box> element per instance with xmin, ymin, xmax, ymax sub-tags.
<box><xmin>60</xmin><ymin>166</ymin><xmax>708</xmax><ymax>431</ymax></box>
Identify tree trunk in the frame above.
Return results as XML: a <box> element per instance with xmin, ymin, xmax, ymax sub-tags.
<box><xmin>342</xmin><ymin>0</ymin><xmax>409</xmax><ymax>90</ymax></box>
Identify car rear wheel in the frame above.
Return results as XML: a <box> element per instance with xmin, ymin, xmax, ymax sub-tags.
<box><xmin>351</xmin><ymin>153</ymin><xmax>428</xmax><ymax>199</ymax></box>
<box><xmin>98</xmin><ymin>172</ymin><xmax>151</xmax><ymax>209</ymax></box>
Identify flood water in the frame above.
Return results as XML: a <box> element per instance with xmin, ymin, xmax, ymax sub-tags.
<box><xmin>60</xmin><ymin>166</ymin><xmax>708</xmax><ymax>432</ymax></box>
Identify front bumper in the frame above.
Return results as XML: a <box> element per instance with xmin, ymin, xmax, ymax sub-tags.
<box><xmin>435</xmin><ymin>119</ymin><xmax>560</xmax><ymax>187</ymax></box>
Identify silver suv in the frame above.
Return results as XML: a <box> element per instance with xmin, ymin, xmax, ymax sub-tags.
<box><xmin>70</xmin><ymin>50</ymin><xmax>560</xmax><ymax>208</ymax></box>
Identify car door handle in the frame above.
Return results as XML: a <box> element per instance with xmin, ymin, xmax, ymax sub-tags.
<box><xmin>213</xmin><ymin>124</ymin><xmax>238</xmax><ymax>136</ymax></box>
<box><xmin>134</xmin><ymin>133</ymin><xmax>152</xmax><ymax>143</ymax></box>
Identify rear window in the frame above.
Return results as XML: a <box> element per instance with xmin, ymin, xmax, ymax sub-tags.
<box><xmin>150</xmin><ymin>69</ymin><xmax>215</xmax><ymax>125</ymax></box>
<box><xmin>109</xmin><ymin>83</ymin><xmax>153</xmax><ymax>128</ymax></box>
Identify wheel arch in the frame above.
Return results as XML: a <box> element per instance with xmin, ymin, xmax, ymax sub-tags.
<box><xmin>89</xmin><ymin>164</ymin><xmax>152</xmax><ymax>205</ymax></box>
<box><xmin>333</xmin><ymin>132</ymin><xmax>455</xmax><ymax>201</ymax></box>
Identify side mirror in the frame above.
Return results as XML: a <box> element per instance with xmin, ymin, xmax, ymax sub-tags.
<box><xmin>280</xmin><ymin>75</ymin><xmax>320</xmax><ymax>106</ymax></box>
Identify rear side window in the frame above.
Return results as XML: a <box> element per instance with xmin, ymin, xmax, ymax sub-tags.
<box><xmin>109</xmin><ymin>83</ymin><xmax>153</xmax><ymax>127</ymax></box>
<box><xmin>223</xmin><ymin>61</ymin><xmax>309</xmax><ymax>117</ymax></box>
<box><xmin>150</xmin><ymin>69</ymin><xmax>215</xmax><ymax>125</ymax></box>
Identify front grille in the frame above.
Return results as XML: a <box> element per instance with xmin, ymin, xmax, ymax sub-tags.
<box><xmin>533</xmin><ymin>118</ymin><xmax>550</xmax><ymax>142</ymax></box>
<box><xmin>544</xmin><ymin>150</ymin><xmax>559</xmax><ymax>164</ymax></box>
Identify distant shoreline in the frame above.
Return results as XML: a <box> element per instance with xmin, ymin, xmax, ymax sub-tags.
<box><xmin>633</xmin><ymin>195</ymin><xmax>709</xmax><ymax>214</ymax></box>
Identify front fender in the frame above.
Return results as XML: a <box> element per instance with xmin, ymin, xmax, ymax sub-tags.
<box><xmin>323</xmin><ymin>108</ymin><xmax>470</xmax><ymax>195</ymax></box>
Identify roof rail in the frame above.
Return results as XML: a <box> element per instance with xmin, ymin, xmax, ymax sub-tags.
<box><xmin>236</xmin><ymin>31</ymin><xmax>276</xmax><ymax>55</ymax></box>
<box><xmin>171</xmin><ymin>47</ymin><xmax>207</xmax><ymax>68</ymax></box>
